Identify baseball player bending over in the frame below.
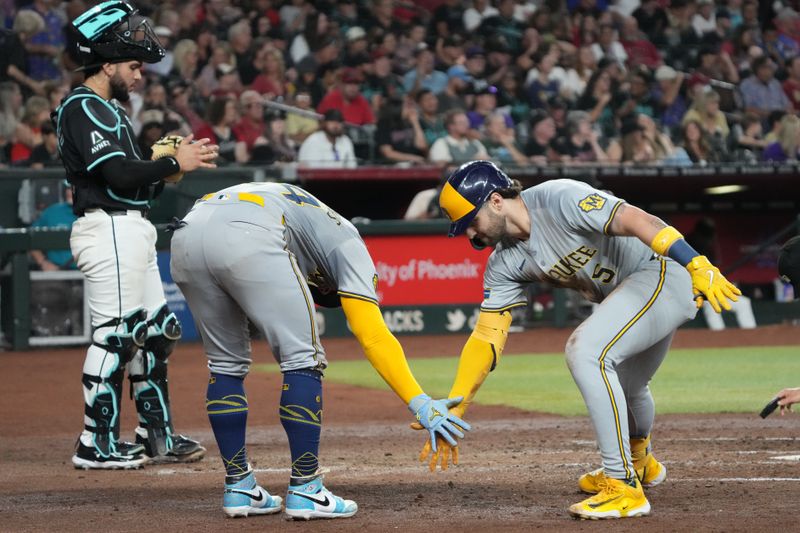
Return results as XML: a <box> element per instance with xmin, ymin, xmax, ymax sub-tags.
<box><xmin>170</xmin><ymin>182</ymin><xmax>469</xmax><ymax>520</ymax></box>
<box><xmin>57</xmin><ymin>1</ymin><xmax>217</xmax><ymax>469</ymax></box>
<box><xmin>428</xmin><ymin>161</ymin><xmax>739</xmax><ymax>520</ymax></box>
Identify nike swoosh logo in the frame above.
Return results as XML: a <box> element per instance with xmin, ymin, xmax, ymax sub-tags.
<box><xmin>291</xmin><ymin>491</ymin><xmax>331</xmax><ymax>507</ymax></box>
<box><xmin>518</xmin><ymin>259</ymin><xmax>526</xmax><ymax>271</ymax></box>
<box><xmin>229</xmin><ymin>487</ymin><xmax>264</xmax><ymax>502</ymax></box>
<box><xmin>587</xmin><ymin>494</ymin><xmax>622</xmax><ymax>509</ymax></box>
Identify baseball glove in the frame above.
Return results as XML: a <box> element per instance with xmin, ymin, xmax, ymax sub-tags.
<box><xmin>151</xmin><ymin>135</ymin><xmax>185</xmax><ymax>183</ymax></box>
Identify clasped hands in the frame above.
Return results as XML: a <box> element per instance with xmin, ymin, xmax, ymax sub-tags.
<box><xmin>407</xmin><ymin>394</ymin><xmax>469</xmax><ymax>472</ymax></box>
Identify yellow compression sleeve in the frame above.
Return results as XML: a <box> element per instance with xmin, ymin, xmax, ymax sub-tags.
<box><xmin>340</xmin><ymin>296</ymin><xmax>424</xmax><ymax>404</ymax></box>
<box><xmin>448</xmin><ymin>311</ymin><xmax>512</xmax><ymax>418</ymax></box>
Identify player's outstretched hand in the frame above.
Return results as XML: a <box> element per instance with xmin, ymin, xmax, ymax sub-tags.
<box><xmin>776</xmin><ymin>387</ymin><xmax>800</xmax><ymax>415</ymax></box>
<box><xmin>408</xmin><ymin>394</ymin><xmax>471</xmax><ymax>452</ymax></box>
<box><xmin>175</xmin><ymin>134</ymin><xmax>219</xmax><ymax>172</ymax></box>
<box><xmin>416</xmin><ymin>435</ymin><xmax>459</xmax><ymax>472</ymax></box>
<box><xmin>686</xmin><ymin>255</ymin><xmax>741</xmax><ymax>313</ymax></box>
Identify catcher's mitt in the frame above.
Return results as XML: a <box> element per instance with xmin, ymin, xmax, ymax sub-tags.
<box><xmin>151</xmin><ymin>135</ymin><xmax>185</xmax><ymax>183</ymax></box>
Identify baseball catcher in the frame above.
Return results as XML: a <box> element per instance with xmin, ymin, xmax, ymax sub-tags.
<box><xmin>422</xmin><ymin>161</ymin><xmax>739</xmax><ymax>519</ymax></box>
<box><xmin>56</xmin><ymin>1</ymin><xmax>218</xmax><ymax>469</ymax></box>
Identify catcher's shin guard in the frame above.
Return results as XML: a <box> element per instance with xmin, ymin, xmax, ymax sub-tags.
<box><xmin>129</xmin><ymin>303</ymin><xmax>181</xmax><ymax>456</ymax></box>
<box><xmin>83</xmin><ymin>308</ymin><xmax>148</xmax><ymax>456</ymax></box>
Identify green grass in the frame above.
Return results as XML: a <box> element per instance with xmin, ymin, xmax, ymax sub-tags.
<box><xmin>253</xmin><ymin>346</ymin><xmax>800</xmax><ymax>416</ymax></box>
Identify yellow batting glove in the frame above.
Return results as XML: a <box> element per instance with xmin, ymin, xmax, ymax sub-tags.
<box><xmin>686</xmin><ymin>256</ymin><xmax>742</xmax><ymax>313</ymax></box>
<box><xmin>410</xmin><ymin>404</ymin><xmax>466</xmax><ymax>472</ymax></box>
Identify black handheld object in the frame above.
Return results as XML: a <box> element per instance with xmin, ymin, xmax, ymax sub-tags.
<box><xmin>759</xmin><ymin>397</ymin><xmax>780</xmax><ymax>419</ymax></box>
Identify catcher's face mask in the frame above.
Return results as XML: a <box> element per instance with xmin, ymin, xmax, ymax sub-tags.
<box><xmin>73</xmin><ymin>1</ymin><xmax>165</xmax><ymax>71</ymax></box>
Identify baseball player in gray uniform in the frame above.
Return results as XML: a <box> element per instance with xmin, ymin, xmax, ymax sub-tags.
<box><xmin>423</xmin><ymin>161</ymin><xmax>740</xmax><ymax>520</ymax></box>
<box><xmin>170</xmin><ymin>181</ymin><xmax>469</xmax><ymax>519</ymax></box>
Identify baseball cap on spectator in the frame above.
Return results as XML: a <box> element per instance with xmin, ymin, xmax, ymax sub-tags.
<box><xmin>323</xmin><ymin>109</ymin><xmax>344</xmax><ymax>122</ymax></box>
<box><xmin>216</xmin><ymin>63</ymin><xmax>236</xmax><ymax>77</ymax></box>
<box><xmin>474</xmin><ymin>84</ymin><xmax>499</xmax><ymax>96</ymax></box>
<box><xmin>346</xmin><ymin>26</ymin><xmax>367</xmax><ymax>42</ymax></box>
<box><xmin>295</xmin><ymin>56</ymin><xmax>318</xmax><ymax>75</ymax></box>
<box><xmin>485</xmin><ymin>35</ymin><xmax>512</xmax><ymax>55</ymax></box>
<box><xmin>139</xmin><ymin>109</ymin><xmax>165</xmax><ymax>129</ymax></box>
<box><xmin>345</xmin><ymin>52</ymin><xmax>371</xmax><ymax>67</ymax></box>
<box><xmin>341</xmin><ymin>67</ymin><xmax>363</xmax><ymax>84</ymax></box>
<box><xmin>154</xmin><ymin>26</ymin><xmax>173</xmax><ymax>39</ymax></box>
<box><xmin>466</xmin><ymin>46</ymin><xmax>485</xmax><ymax>59</ymax></box>
<box><xmin>370</xmin><ymin>48</ymin><xmax>390</xmax><ymax>61</ymax></box>
<box><xmin>240</xmin><ymin>90</ymin><xmax>263</xmax><ymax>107</ymax></box>
<box><xmin>444</xmin><ymin>34</ymin><xmax>465</xmax><ymax>48</ymax></box>
<box><xmin>655</xmin><ymin>65</ymin><xmax>678</xmax><ymax>81</ymax></box>
<box><xmin>687</xmin><ymin>71</ymin><xmax>710</xmax><ymax>91</ymax></box>
<box><xmin>414</xmin><ymin>42</ymin><xmax>430</xmax><ymax>56</ymax></box>
<box><xmin>716</xmin><ymin>7</ymin><xmax>731</xmax><ymax>19</ymax></box>
<box><xmin>547</xmin><ymin>95</ymin><xmax>568</xmax><ymax>110</ymax></box>
<box><xmin>447</xmin><ymin>64</ymin><xmax>473</xmax><ymax>83</ymax></box>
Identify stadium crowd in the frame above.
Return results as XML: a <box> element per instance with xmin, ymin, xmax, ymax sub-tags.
<box><xmin>2</xmin><ymin>0</ymin><xmax>800</xmax><ymax>169</ymax></box>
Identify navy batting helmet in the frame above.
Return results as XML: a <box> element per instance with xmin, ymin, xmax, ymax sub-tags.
<box><xmin>439</xmin><ymin>160</ymin><xmax>513</xmax><ymax>237</ymax></box>
<box><xmin>778</xmin><ymin>235</ymin><xmax>800</xmax><ymax>298</ymax></box>
<box><xmin>72</xmin><ymin>1</ymin><xmax>165</xmax><ymax>71</ymax></box>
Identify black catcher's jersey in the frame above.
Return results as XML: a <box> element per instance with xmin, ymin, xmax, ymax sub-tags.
<box><xmin>53</xmin><ymin>86</ymin><xmax>163</xmax><ymax>216</ymax></box>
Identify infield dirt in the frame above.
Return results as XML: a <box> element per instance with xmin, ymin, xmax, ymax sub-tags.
<box><xmin>2</xmin><ymin>325</ymin><xmax>799</xmax><ymax>532</ymax></box>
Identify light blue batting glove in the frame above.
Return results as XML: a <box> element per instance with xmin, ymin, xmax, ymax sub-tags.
<box><xmin>408</xmin><ymin>394</ymin><xmax>472</xmax><ymax>452</ymax></box>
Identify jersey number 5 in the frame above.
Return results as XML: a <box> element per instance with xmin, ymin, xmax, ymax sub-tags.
<box><xmin>591</xmin><ymin>265</ymin><xmax>616</xmax><ymax>284</ymax></box>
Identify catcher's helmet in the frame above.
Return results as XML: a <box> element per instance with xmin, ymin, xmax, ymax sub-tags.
<box><xmin>439</xmin><ymin>160</ymin><xmax>513</xmax><ymax>237</ymax></box>
<box><xmin>778</xmin><ymin>235</ymin><xmax>800</xmax><ymax>299</ymax></box>
<box><xmin>72</xmin><ymin>1</ymin><xmax>164</xmax><ymax>71</ymax></box>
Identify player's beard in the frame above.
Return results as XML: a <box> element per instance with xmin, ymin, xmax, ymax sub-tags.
<box><xmin>109</xmin><ymin>73</ymin><xmax>130</xmax><ymax>102</ymax></box>
<box><xmin>471</xmin><ymin>209</ymin><xmax>508</xmax><ymax>249</ymax></box>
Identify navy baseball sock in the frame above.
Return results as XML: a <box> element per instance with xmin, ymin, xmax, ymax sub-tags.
<box><xmin>280</xmin><ymin>369</ymin><xmax>322</xmax><ymax>484</ymax></box>
<box><xmin>206</xmin><ymin>373</ymin><xmax>250</xmax><ymax>477</ymax></box>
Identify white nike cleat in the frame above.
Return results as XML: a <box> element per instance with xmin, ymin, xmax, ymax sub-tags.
<box><xmin>285</xmin><ymin>475</ymin><xmax>357</xmax><ymax>520</ymax></box>
<box><xmin>222</xmin><ymin>469</ymin><xmax>282</xmax><ymax>518</ymax></box>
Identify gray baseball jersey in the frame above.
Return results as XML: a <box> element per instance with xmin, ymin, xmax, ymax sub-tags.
<box><xmin>479</xmin><ymin>179</ymin><xmax>697</xmax><ymax>479</ymax></box>
<box><xmin>170</xmin><ymin>182</ymin><xmax>378</xmax><ymax>376</ymax></box>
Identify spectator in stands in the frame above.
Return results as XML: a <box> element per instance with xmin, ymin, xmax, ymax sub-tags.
<box><xmin>374</xmin><ymin>96</ymin><xmax>427</xmax><ymax>165</ymax></box>
<box><xmin>761</xmin><ymin>20</ymin><xmax>799</xmax><ymax>70</ymax></box>
<box><xmin>286</xmin><ymin>90</ymin><xmax>319</xmax><ymax>145</ymax></box>
<box><xmin>639</xmin><ymin>113</ymin><xmax>688</xmax><ymax>165</ymax></box>
<box><xmin>554</xmin><ymin>109</ymin><xmax>610</xmax><ymax>163</ymax></box>
<box><xmin>654</xmin><ymin>65</ymin><xmax>687</xmax><ymax>132</ymax></box>
<box><xmin>4</xmin><ymin>9</ymin><xmax>45</xmax><ymax>97</ymax></box>
<box><xmin>29</xmin><ymin>182</ymin><xmax>77</xmax><ymax>271</ymax></box>
<box><xmin>263</xmin><ymin>110</ymin><xmax>297</xmax><ymax>163</ymax></box>
<box><xmin>10</xmin><ymin>94</ymin><xmax>48</xmax><ymax>163</ymax></box>
<box><xmin>623</xmin><ymin>68</ymin><xmax>659</xmax><ymax>119</ymax></box>
<box><xmin>342</xmin><ymin>25</ymin><xmax>369</xmax><ymax>67</ymax></box>
<box><xmin>43</xmin><ymin>80</ymin><xmax>68</xmax><ymax>111</ymax></box>
<box><xmin>293</xmin><ymin>36</ymin><xmax>339</xmax><ymax>104</ymax></box>
<box><xmin>591</xmin><ymin>23</ymin><xmax>627</xmax><ymax>65</ymax></box>
<box><xmin>197</xmin><ymin>42</ymin><xmax>236</xmax><ymax>98</ymax></box>
<box><xmin>198</xmin><ymin>94</ymin><xmax>249</xmax><ymax>164</ymax></box>
<box><xmin>394</xmin><ymin>23</ymin><xmax>426</xmax><ymax>74</ymax></box>
<box><xmin>169</xmin><ymin>80</ymin><xmax>206</xmax><ymax>134</ymax></box>
<box><xmin>762</xmin><ymin>113</ymin><xmax>800</xmax><ymax>162</ymax></box>
<box><xmin>681</xmin><ymin>119</ymin><xmax>724</xmax><ymax>164</ymax></box>
<box><xmin>560</xmin><ymin>45</ymin><xmax>595</xmax><ymax>103</ymax></box>
<box><xmin>365</xmin><ymin>0</ymin><xmax>406</xmax><ymax>37</ymax></box>
<box><xmin>361</xmin><ymin>48</ymin><xmax>402</xmax><ymax>112</ymax></box>
<box><xmin>782</xmin><ymin>55</ymin><xmax>800</xmax><ymax>112</ymax></box>
<box><xmin>464</xmin><ymin>0</ymin><xmax>499</xmax><ymax>33</ymax></box>
<box><xmin>435</xmin><ymin>34</ymin><xmax>466</xmax><ymax>72</ymax></box>
<box><xmin>428</xmin><ymin>109</ymin><xmax>489</xmax><ymax>165</ymax></box>
<box><xmin>525</xmin><ymin>49</ymin><xmax>562</xmax><ymax>110</ymax></box>
<box><xmin>146</xmin><ymin>26</ymin><xmax>174</xmax><ymax>78</ymax></box>
<box><xmin>135</xmin><ymin>110</ymin><xmax>165</xmax><ymax>160</ymax></box>
<box><xmin>620</xmin><ymin>16</ymin><xmax>663</xmax><ymax>70</ymax></box>
<box><xmin>25</xmin><ymin>119</ymin><xmax>58</xmax><ymax>168</ymax></box>
<box><xmin>482</xmin><ymin>111</ymin><xmax>528</xmax><ymax>165</ymax></box>
<box><xmin>167</xmin><ymin>39</ymin><xmax>200</xmax><ymax>88</ymax></box>
<box><xmin>632</xmin><ymin>0</ymin><xmax>669</xmax><ymax>46</ymax></box>
<box><xmin>576</xmin><ymin>69</ymin><xmax>617</xmax><ymax>139</ymax></box>
<box><xmin>213</xmin><ymin>62</ymin><xmax>244</xmax><ymax>98</ymax></box>
<box><xmin>250</xmin><ymin>44</ymin><xmax>287</xmax><ymax>99</ymax></box>
<box><xmin>497</xmin><ymin>67</ymin><xmax>531</xmax><ymax>126</ymax></box>
<box><xmin>233</xmin><ymin>89</ymin><xmax>267</xmax><ymax>154</ymax></box>
<box><xmin>524</xmin><ymin>109</ymin><xmax>560</xmax><ymax>164</ymax></box>
<box><xmin>729</xmin><ymin>111</ymin><xmax>768</xmax><ymax>163</ymax></box>
<box><xmin>739</xmin><ymin>56</ymin><xmax>793</xmax><ymax>120</ymax></box>
<box><xmin>331</xmin><ymin>0</ymin><xmax>360</xmax><ymax>35</ymax></box>
<box><xmin>298</xmin><ymin>108</ymin><xmax>357</xmax><ymax>168</ymax></box>
<box><xmin>607</xmin><ymin>113</ymin><xmax>657</xmax><ymax>164</ymax></box>
<box><xmin>229</xmin><ymin>19</ymin><xmax>257</xmax><ymax>85</ymax></box>
<box><xmin>20</xmin><ymin>0</ymin><xmax>65</xmax><ymax>82</ymax></box>
<box><xmin>317</xmin><ymin>67</ymin><xmax>375</xmax><ymax>126</ymax></box>
<box><xmin>484</xmin><ymin>34</ymin><xmax>516</xmax><ymax>87</ymax></box>
<box><xmin>691</xmin><ymin>0</ymin><xmax>717</xmax><ymax>40</ymax></box>
<box><xmin>403</xmin><ymin>44</ymin><xmax>448</xmax><ymax>96</ymax></box>
<box><xmin>464</xmin><ymin>45</ymin><xmax>487</xmax><ymax>84</ymax></box>
<box><xmin>432</xmin><ymin>0</ymin><xmax>466</xmax><ymax>39</ymax></box>
<box><xmin>137</xmin><ymin>82</ymin><xmax>190</xmax><ymax>137</ymax></box>
<box><xmin>682</xmin><ymin>86</ymin><xmax>730</xmax><ymax>140</ymax></box>
<box><xmin>416</xmin><ymin>89</ymin><xmax>446</xmax><ymax>146</ymax></box>
<box><xmin>765</xmin><ymin>110</ymin><xmax>787</xmax><ymax>143</ymax></box>
<box><xmin>724</xmin><ymin>24</ymin><xmax>761</xmax><ymax>75</ymax></box>
<box><xmin>192</xmin><ymin>21</ymin><xmax>218</xmax><ymax>67</ymax></box>
<box><xmin>468</xmin><ymin>85</ymin><xmax>512</xmax><ymax>137</ymax></box>
<box><xmin>439</xmin><ymin>65</ymin><xmax>471</xmax><ymax>113</ymax></box>
<box><xmin>479</xmin><ymin>0</ymin><xmax>526</xmax><ymax>55</ymax></box>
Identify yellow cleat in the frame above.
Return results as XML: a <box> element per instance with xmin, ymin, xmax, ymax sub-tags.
<box><xmin>578</xmin><ymin>454</ymin><xmax>666</xmax><ymax>494</ymax></box>
<box><xmin>569</xmin><ymin>477</ymin><xmax>650</xmax><ymax>520</ymax></box>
